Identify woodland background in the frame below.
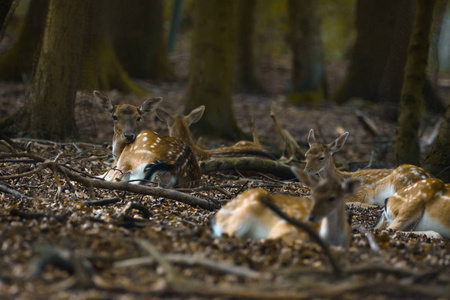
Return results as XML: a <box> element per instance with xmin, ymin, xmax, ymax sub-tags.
<box><xmin>0</xmin><ymin>0</ymin><xmax>449</xmax><ymax>299</ymax></box>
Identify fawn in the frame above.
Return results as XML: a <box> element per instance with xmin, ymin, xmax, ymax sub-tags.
<box><xmin>212</xmin><ymin>167</ymin><xmax>360</xmax><ymax>247</ymax></box>
<box><xmin>304</xmin><ymin>129</ymin><xmax>432</xmax><ymax>205</ymax></box>
<box><xmin>155</xmin><ymin>105</ymin><xmax>275</xmax><ymax>161</ymax></box>
<box><xmin>93</xmin><ymin>91</ymin><xmax>201</xmax><ymax>188</ymax></box>
<box><xmin>374</xmin><ymin>179</ymin><xmax>450</xmax><ymax>239</ymax></box>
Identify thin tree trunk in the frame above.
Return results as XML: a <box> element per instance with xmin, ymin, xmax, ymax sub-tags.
<box><xmin>0</xmin><ymin>0</ymin><xmax>18</xmax><ymax>42</ymax></box>
<box><xmin>3</xmin><ymin>0</ymin><xmax>89</xmax><ymax>140</ymax></box>
<box><xmin>395</xmin><ymin>0</ymin><xmax>436</xmax><ymax>165</ymax></box>
<box><xmin>184</xmin><ymin>0</ymin><xmax>243</xmax><ymax>140</ymax></box>
<box><xmin>333</xmin><ymin>0</ymin><xmax>413</xmax><ymax>106</ymax></box>
<box><xmin>235</xmin><ymin>0</ymin><xmax>264</xmax><ymax>93</ymax></box>
<box><xmin>79</xmin><ymin>0</ymin><xmax>144</xmax><ymax>94</ymax></box>
<box><xmin>0</xmin><ymin>0</ymin><xmax>48</xmax><ymax>81</ymax></box>
<box><xmin>286</xmin><ymin>0</ymin><xmax>325</xmax><ymax>104</ymax></box>
<box><xmin>422</xmin><ymin>104</ymin><xmax>450</xmax><ymax>181</ymax></box>
<box><xmin>109</xmin><ymin>0</ymin><xmax>176</xmax><ymax>80</ymax></box>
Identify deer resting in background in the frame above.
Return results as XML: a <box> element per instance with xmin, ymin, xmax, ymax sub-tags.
<box><xmin>93</xmin><ymin>91</ymin><xmax>201</xmax><ymax>188</ymax></box>
<box><xmin>374</xmin><ymin>179</ymin><xmax>450</xmax><ymax>239</ymax></box>
<box><xmin>304</xmin><ymin>129</ymin><xmax>433</xmax><ymax>206</ymax></box>
<box><xmin>212</xmin><ymin>167</ymin><xmax>361</xmax><ymax>247</ymax></box>
<box><xmin>155</xmin><ymin>106</ymin><xmax>276</xmax><ymax>162</ymax></box>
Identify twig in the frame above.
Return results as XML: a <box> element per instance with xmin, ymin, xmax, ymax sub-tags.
<box><xmin>137</xmin><ymin>240</ymin><xmax>177</xmax><ymax>286</ymax></box>
<box><xmin>114</xmin><ymin>253</ymin><xmax>261</xmax><ymax>279</ymax></box>
<box><xmin>259</xmin><ymin>195</ymin><xmax>342</xmax><ymax>277</ymax></box>
<box><xmin>120</xmin><ymin>202</ymin><xmax>151</xmax><ymax>219</ymax></box>
<box><xmin>0</xmin><ymin>182</ymin><xmax>32</xmax><ymax>200</ymax></box>
<box><xmin>354</xmin><ymin>225</ymin><xmax>380</xmax><ymax>254</ymax></box>
<box><xmin>82</xmin><ymin>197</ymin><xmax>121</xmax><ymax>206</ymax></box>
<box><xmin>10</xmin><ymin>209</ymin><xmax>69</xmax><ymax>222</ymax></box>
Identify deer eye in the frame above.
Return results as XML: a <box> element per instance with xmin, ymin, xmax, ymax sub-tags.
<box><xmin>112</xmin><ymin>116</ymin><xmax>118</xmax><ymax>121</ymax></box>
<box><xmin>137</xmin><ymin>116</ymin><xmax>142</xmax><ymax>122</ymax></box>
<box><xmin>328</xmin><ymin>196</ymin><xmax>336</xmax><ymax>202</ymax></box>
<box><xmin>319</xmin><ymin>157</ymin><xmax>325</xmax><ymax>161</ymax></box>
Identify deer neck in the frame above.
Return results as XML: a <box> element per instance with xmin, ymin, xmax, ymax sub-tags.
<box><xmin>172</xmin><ymin>125</ymin><xmax>211</xmax><ymax>161</ymax></box>
<box><xmin>324</xmin><ymin>157</ymin><xmax>351</xmax><ymax>182</ymax></box>
<box><xmin>112</xmin><ymin>134</ymin><xmax>126</xmax><ymax>162</ymax></box>
<box><xmin>319</xmin><ymin>201</ymin><xmax>350</xmax><ymax>247</ymax></box>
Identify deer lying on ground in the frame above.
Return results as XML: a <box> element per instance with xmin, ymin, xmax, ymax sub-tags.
<box><xmin>374</xmin><ymin>178</ymin><xmax>450</xmax><ymax>239</ymax></box>
<box><xmin>211</xmin><ymin>167</ymin><xmax>360</xmax><ymax>247</ymax></box>
<box><xmin>155</xmin><ymin>106</ymin><xmax>276</xmax><ymax>162</ymax></box>
<box><xmin>304</xmin><ymin>129</ymin><xmax>432</xmax><ymax>206</ymax></box>
<box><xmin>93</xmin><ymin>91</ymin><xmax>201</xmax><ymax>188</ymax></box>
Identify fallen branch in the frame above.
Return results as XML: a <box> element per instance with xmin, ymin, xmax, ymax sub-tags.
<box><xmin>82</xmin><ymin>197</ymin><xmax>121</xmax><ymax>206</ymax></box>
<box><xmin>0</xmin><ymin>149</ymin><xmax>219</xmax><ymax>211</ymax></box>
<box><xmin>200</xmin><ymin>157</ymin><xmax>298</xmax><ymax>180</ymax></box>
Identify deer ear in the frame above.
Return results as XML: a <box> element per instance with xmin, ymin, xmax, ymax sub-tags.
<box><xmin>140</xmin><ymin>97</ymin><xmax>162</xmax><ymax>115</ymax></box>
<box><xmin>93</xmin><ymin>90</ymin><xmax>114</xmax><ymax>114</ymax></box>
<box><xmin>307</xmin><ymin>129</ymin><xmax>316</xmax><ymax>147</ymax></box>
<box><xmin>155</xmin><ymin>107</ymin><xmax>172</xmax><ymax>124</ymax></box>
<box><xmin>342</xmin><ymin>179</ymin><xmax>361</xmax><ymax>194</ymax></box>
<box><xmin>328</xmin><ymin>131</ymin><xmax>349</xmax><ymax>153</ymax></box>
<box><xmin>186</xmin><ymin>105</ymin><xmax>205</xmax><ymax>126</ymax></box>
<box><xmin>291</xmin><ymin>167</ymin><xmax>319</xmax><ymax>187</ymax></box>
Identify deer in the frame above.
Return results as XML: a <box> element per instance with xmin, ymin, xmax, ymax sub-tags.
<box><xmin>374</xmin><ymin>178</ymin><xmax>450</xmax><ymax>239</ymax></box>
<box><xmin>155</xmin><ymin>105</ymin><xmax>276</xmax><ymax>162</ymax></box>
<box><xmin>304</xmin><ymin>129</ymin><xmax>433</xmax><ymax>206</ymax></box>
<box><xmin>93</xmin><ymin>91</ymin><xmax>201</xmax><ymax>188</ymax></box>
<box><xmin>211</xmin><ymin>167</ymin><xmax>361</xmax><ymax>247</ymax></box>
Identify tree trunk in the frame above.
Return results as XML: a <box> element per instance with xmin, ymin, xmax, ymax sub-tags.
<box><xmin>286</xmin><ymin>0</ymin><xmax>325</xmax><ymax>104</ymax></box>
<box><xmin>235</xmin><ymin>0</ymin><xmax>264</xmax><ymax>94</ymax></box>
<box><xmin>78</xmin><ymin>0</ymin><xmax>144</xmax><ymax>94</ymax></box>
<box><xmin>422</xmin><ymin>104</ymin><xmax>450</xmax><ymax>181</ymax></box>
<box><xmin>2</xmin><ymin>0</ymin><xmax>88</xmax><ymax>140</ymax></box>
<box><xmin>184</xmin><ymin>0</ymin><xmax>243</xmax><ymax>140</ymax></box>
<box><xmin>332</xmin><ymin>0</ymin><xmax>413</xmax><ymax>106</ymax></box>
<box><xmin>0</xmin><ymin>0</ymin><xmax>48</xmax><ymax>81</ymax></box>
<box><xmin>0</xmin><ymin>0</ymin><xmax>18</xmax><ymax>41</ymax></box>
<box><xmin>109</xmin><ymin>0</ymin><xmax>176</xmax><ymax>81</ymax></box>
<box><xmin>395</xmin><ymin>0</ymin><xmax>436</xmax><ymax>165</ymax></box>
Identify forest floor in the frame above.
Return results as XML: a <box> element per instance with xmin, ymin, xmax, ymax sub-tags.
<box><xmin>0</xmin><ymin>53</ymin><xmax>450</xmax><ymax>299</ymax></box>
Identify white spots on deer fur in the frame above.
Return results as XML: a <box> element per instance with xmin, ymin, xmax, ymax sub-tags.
<box><xmin>135</xmin><ymin>149</ymin><xmax>152</xmax><ymax>154</ymax></box>
<box><xmin>143</xmin><ymin>137</ymin><xmax>148</xmax><ymax>142</ymax></box>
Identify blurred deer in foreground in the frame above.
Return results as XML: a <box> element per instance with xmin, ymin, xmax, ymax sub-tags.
<box><xmin>304</xmin><ymin>129</ymin><xmax>432</xmax><ymax>206</ymax></box>
<box><xmin>212</xmin><ymin>167</ymin><xmax>360</xmax><ymax>247</ymax></box>
<box><xmin>155</xmin><ymin>106</ymin><xmax>276</xmax><ymax>162</ymax></box>
<box><xmin>93</xmin><ymin>91</ymin><xmax>201</xmax><ymax>188</ymax></box>
<box><xmin>374</xmin><ymin>178</ymin><xmax>450</xmax><ymax>239</ymax></box>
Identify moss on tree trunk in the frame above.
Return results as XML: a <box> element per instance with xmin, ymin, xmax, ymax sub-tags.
<box><xmin>286</xmin><ymin>0</ymin><xmax>325</xmax><ymax>105</ymax></box>
<box><xmin>395</xmin><ymin>0</ymin><xmax>436</xmax><ymax>165</ymax></box>
<box><xmin>0</xmin><ymin>0</ymin><xmax>48</xmax><ymax>81</ymax></box>
<box><xmin>78</xmin><ymin>0</ymin><xmax>144</xmax><ymax>94</ymax></box>
<box><xmin>184</xmin><ymin>0</ymin><xmax>243</xmax><ymax>140</ymax></box>
<box><xmin>2</xmin><ymin>0</ymin><xmax>89</xmax><ymax>140</ymax></box>
<box><xmin>422</xmin><ymin>105</ymin><xmax>450</xmax><ymax>181</ymax></box>
<box><xmin>108</xmin><ymin>0</ymin><xmax>176</xmax><ymax>81</ymax></box>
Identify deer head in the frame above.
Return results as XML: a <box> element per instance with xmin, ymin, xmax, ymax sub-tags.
<box><xmin>93</xmin><ymin>90</ymin><xmax>162</xmax><ymax>160</ymax></box>
<box><xmin>304</xmin><ymin>129</ymin><xmax>349</xmax><ymax>175</ymax></box>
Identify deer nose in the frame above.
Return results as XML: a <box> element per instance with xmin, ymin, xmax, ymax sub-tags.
<box><xmin>124</xmin><ymin>133</ymin><xmax>135</xmax><ymax>141</ymax></box>
<box><xmin>308</xmin><ymin>215</ymin><xmax>315</xmax><ymax>222</ymax></box>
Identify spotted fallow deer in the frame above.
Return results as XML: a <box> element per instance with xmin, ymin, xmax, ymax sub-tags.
<box><xmin>211</xmin><ymin>167</ymin><xmax>360</xmax><ymax>247</ymax></box>
<box><xmin>155</xmin><ymin>106</ymin><xmax>276</xmax><ymax>162</ymax></box>
<box><xmin>374</xmin><ymin>179</ymin><xmax>450</xmax><ymax>239</ymax></box>
<box><xmin>93</xmin><ymin>91</ymin><xmax>201</xmax><ymax>188</ymax></box>
<box><xmin>304</xmin><ymin>129</ymin><xmax>433</xmax><ymax>206</ymax></box>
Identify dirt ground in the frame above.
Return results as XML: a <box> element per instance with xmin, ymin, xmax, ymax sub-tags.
<box><xmin>0</xmin><ymin>53</ymin><xmax>449</xmax><ymax>299</ymax></box>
